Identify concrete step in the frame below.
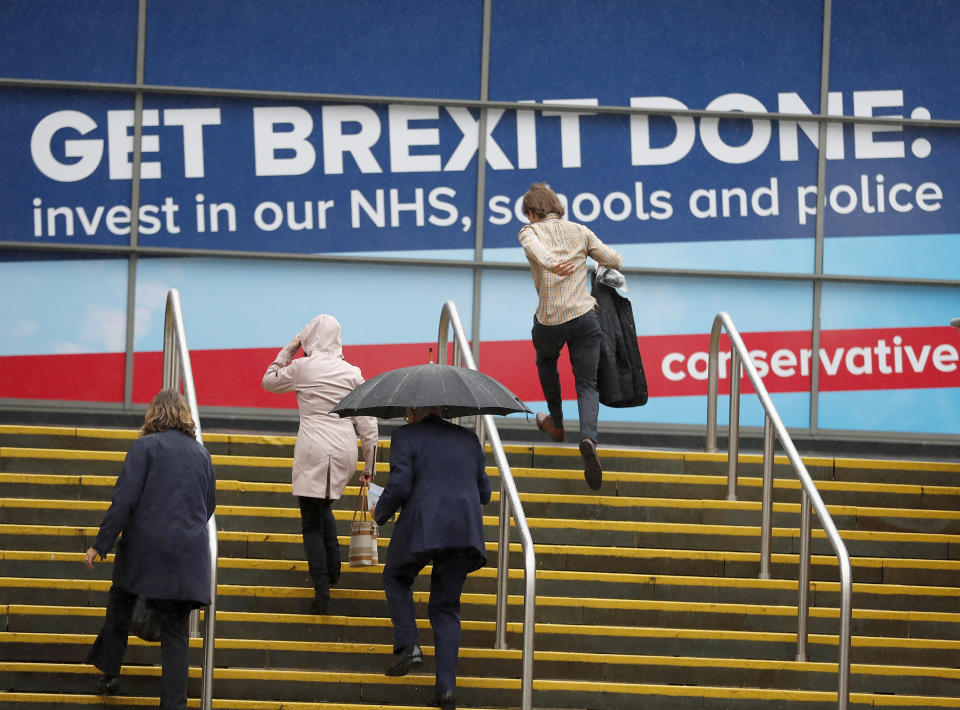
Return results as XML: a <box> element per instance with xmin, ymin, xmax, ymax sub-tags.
<box><xmin>6</xmin><ymin>548</ymin><xmax>960</xmax><ymax>614</ymax></box>
<box><xmin>7</xmin><ymin>595</ymin><xmax>960</xmax><ymax>660</ymax></box>
<box><xmin>4</xmin><ymin>516</ymin><xmax>959</xmax><ymax>590</ymax></box>
<box><xmin>4</xmin><ymin>631</ymin><xmax>960</xmax><ymax>697</ymax></box>
<box><xmin>4</xmin><ymin>433</ymin><xmax>960</xmax><ymax>493</ymax></box>
<box><xmin>6</xmin><ymin>548</ymin><xmax>960</xmax><ymax>623</ymax></box>
<box><xmin>2</xmin><ymin>660</ymin><xmax>959</xmax><ymax>710</ymax></box>
<box><xmin>4</xmin><ymin>496</ymin><xmax>958</xmax><ymax>571</ymax></box>
<box><xmin>4</xmin><ymin>448</ymin><xmax>960</xmax><ymax>523</ymax></box>
<box><xmin>5</xmin><ymin>471</ymin><xmax>960</xmax><ymax>533</ymax></box>
<box><xmin>4</xmin><ymin>568</ymin><xmax>960</xmax><ymax>643</ymax></box>
<box><xmin>5</xmin><ymin>568</ymin><xmax>960</xmax><ymax>648</ymax></box>
<box><xmin>2</xmin><ymin>697</ymin><xmax>498</xmax><ymax>710</ymax></box>
<box><xmin>6</xmin><ymin>520</ymin><xmax>959</xmax><ymax>590</ymax></box>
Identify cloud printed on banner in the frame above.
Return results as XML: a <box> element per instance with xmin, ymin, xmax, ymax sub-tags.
<box><xmin>12</xmin><ymin>319</ymin><xmax>38</xmax><ymax>338</ymax></box>
<box><xmin>86</xmin><ymin>305</ymin><xmax>126</xmax><ymax>352</ymax></box>
<box><xmin>52</xmin><ymin>305</ymin><xmax>126</xmax><ymax>354</ymax></box>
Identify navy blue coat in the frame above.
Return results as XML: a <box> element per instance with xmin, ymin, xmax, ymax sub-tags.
<box><xmin>94</xmin><ymin>429</ymin><xmax>217</xmax><ymax>606</ymax></box>
<box><xmin>375</xmin><ymin>415</ymin><xmax>491</xmax><ymax>572</ymax></box>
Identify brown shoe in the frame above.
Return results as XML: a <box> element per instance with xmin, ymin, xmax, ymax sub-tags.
<box><xmin>579</xmin><ymin>438</ymin><xmax>602</xmax><ymax>490</ymax></box>
<box><xmin>536</xmin><ymin>412</ymin><xmax>565</xmax><ymax>442</ymax></box>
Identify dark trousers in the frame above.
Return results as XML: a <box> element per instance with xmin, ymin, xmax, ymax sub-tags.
<box><xmin>298</xmin><ymin>496</ymin><xmax>340</xmax><ymax>596</ymax></box>
<box><xmin>87</xmin><ymin>584</ymin><xmax>193</xmax><ymax>710</ymax></box>
<box><xmin>383</xmin><ymin>549</ymin><xmax>473</xmax><ymax>694</ymax></box>
<box><xmin>531</xmin><ymin>309</ymin><xmax>602</xmax><ymax>443</ymax></box>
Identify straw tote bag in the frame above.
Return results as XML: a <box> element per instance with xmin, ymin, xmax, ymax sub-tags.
<box><xmin>349</xmin><ymin>482</ymin><xmax>378</xmax><ymax>566</ymax></box>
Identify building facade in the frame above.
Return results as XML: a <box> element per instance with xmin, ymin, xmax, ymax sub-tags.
<box><xmin>1</xmin><ymin>0</ymin><xmax>959</xmax><ymax>438</ymax></box>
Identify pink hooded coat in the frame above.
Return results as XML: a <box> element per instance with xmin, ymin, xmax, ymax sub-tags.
<box><xmin>261</xmin><ymin>315</ymin><xmax>378</xmax><ymax>500</ymax></box>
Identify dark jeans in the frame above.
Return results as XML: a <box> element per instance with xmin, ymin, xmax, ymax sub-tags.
<box><xmin>87</xmin><ymin>584</ymin><xmax>193</xmax><ymax>710</ymax></box>
<box><xmin>531</xmin><ymin>309</ymin><xmax>602</xmax><ymax>443</ymax></box>
<box><xmin>383</xmin><ymin>549</ymin><xmax>475</xmax><ymax>694</ymax></box>
<box><xmin>298</xmin><ymin>496</ymin><xmax>340</xmax><ymax>596</ymax></box>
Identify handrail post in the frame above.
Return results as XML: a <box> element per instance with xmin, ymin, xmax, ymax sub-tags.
<box><xmin>704</xmin><ymin>311</ymin><xmax>850</xmax><ymax>710</ymax></box>
<box><xmin>438</xmin><ymin>301</ymin><xmax>535</xmax><ymax>710</ymax></box>
<box><xmin>727</xmin><ymin>349</ymin><xmax>741</xmax><ymax>501</ymax></box>
<box><xmin>163</xmin><ymin>289</ymin><xmax>217</xmax><ymax>710</ymax></box>
<box><xmin>759</xmin><ymin>414</ymin><xmax>774</xmax><ymax>579</ymax></box>
<box><xmin>836</xmin><ymin>547</ymin><xmax>853</xmax><ymax>710</ymax></box>
<box><xmin>705</xmin><ymin>318</ymin><xmax>723</xmax><ymax>453</ymax></box>
<box><xmin>796</xmin><ymin>491</ymin><xmax>812</xmax><ymax>661</ymax></box>
<box><xmin>495</xmin><ymin>485</ymin><xmax>511</xmax><ymax>649</ymax></box>
<box><xmin>437</xmin><ymin>306</ymin><xmax>452</xmax><ymax>366</ymax></box>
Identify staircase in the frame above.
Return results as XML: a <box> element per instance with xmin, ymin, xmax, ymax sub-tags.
<box><xmin>1</xmin><ymin>422</ymin><xmax>958</xmax><ymax>709</ymax></box>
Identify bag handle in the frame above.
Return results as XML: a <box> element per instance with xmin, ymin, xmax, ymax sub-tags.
<box><xmin>353</xmin><ymin>480</ymin><xmax>369</xmax><ymax>522</ymax></box>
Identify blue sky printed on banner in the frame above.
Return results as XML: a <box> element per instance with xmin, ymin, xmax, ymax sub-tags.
<box><xmin>0</xmin><ymin>258</ymin><xmax>128</xmax><ymax>355</ymax></box>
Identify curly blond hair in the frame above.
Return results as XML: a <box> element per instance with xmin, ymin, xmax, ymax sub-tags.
<box><xmin>141</xmin><ymin>389</ymin><xmax>196</xmax><ymax>437</ymax></box>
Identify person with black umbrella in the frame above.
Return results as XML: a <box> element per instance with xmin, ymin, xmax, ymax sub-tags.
<box><xmin>369</xmin><ymin>404</ymin><xmax>490</xmax><ymax>710</ymax></box>
<box><xmin>332</xmin><ymin>361</ymin><xmax>526</xmax><ymax>710</ymax></box>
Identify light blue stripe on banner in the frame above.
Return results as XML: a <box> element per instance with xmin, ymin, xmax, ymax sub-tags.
<box><xmin>521</xmin><ymin>392</ymin><xmax>810</xmax><ymax>431</ymax></box>
<box><xmin>824</xmin><ymin>233</ymin><xmax>960</xmax><ymax>280</ymax></box>
<box><xmin>819</xmin><ymin>388</ymin><xmax>960</xmax><ymax>435</ymax></box>
<box><xmin>820</xmin><ymin>281</ymin><xmax>960</xmax><ymax>330</ymax></box>
<box><xmin>135</xmin><ymin>258</ymin><xmax>474</xmax><ymax>351</ymax></box>
<box><xmin>484</xmin><ymin>237</ymin><xmax>818</xmax><ymax>274</ymax></box>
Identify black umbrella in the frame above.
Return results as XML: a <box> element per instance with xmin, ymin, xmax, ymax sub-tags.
<box><xmin>331</xmin><ymin>364</ymin><xmax>531</xmax><ymax>419</ymax></box>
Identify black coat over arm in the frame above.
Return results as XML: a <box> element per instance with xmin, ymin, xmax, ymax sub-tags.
<box><xmin>592</xmin><ymin>280</ymin><xmax>648</xmax><ymax>408</ymax></box>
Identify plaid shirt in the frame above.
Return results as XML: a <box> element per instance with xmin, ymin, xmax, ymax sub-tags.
<box><xmin>518</xmin><ymin>215</ymin><xmax>623</xmax><ymax>326</ymax></box>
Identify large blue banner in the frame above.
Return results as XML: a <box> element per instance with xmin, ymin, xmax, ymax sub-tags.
<box><xmin>2</xmin><ymin>0</ymin><xmax>955</xmax><ymax>270</ymax></box>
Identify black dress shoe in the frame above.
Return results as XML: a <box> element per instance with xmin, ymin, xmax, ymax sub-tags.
<box><xmin>95</xmin><ymin>674</ymin><xmax>120</xmax><ymax>695</ymax></box>
<box><xmin>385</xmin><ymin>644</ymin><xmax>423</xmax><ymax>676</ymax></box>
<box><xmin>435</xmin><ymin>689</ymin><xmax>456</xmax><ymax>709</ymax></box>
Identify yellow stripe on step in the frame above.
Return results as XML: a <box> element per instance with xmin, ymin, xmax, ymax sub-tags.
<box><xmin>0</xmin><ymin>447</ymin><xmax>125</xmax><ymax>462</ymax></box>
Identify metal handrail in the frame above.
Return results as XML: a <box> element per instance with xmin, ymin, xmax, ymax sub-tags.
<box><xmin>705</xmin><ymin>311</ymin><xmax>852</xmax><ymax>710</ymax></box>
<box><xmin>437</xmin><ymin>301</ymin><xmax>535</xmax><ymax>710</ymax></box>
<box><xmin>162</xmin><ymin>289</ymin><xmax>217</xmax><ymax>710</ymax></box>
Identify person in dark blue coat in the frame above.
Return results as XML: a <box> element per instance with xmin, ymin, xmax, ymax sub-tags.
<box><xmin>372</xmin><ymin>406</ymin><xmax>491</xmax><ymax>710</ymax></box>
<box><xmin>83</xmin><ymin>389</ymin><xmax>216</xmax><ymax>709</ymax></box>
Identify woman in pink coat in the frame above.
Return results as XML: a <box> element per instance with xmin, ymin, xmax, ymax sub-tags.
<box><xmin>262</xmin><ymin>314</ymin><xmax>379</xmax><ymax>614</ymax></box>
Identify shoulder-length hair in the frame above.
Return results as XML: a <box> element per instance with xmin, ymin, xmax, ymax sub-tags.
<box><xmin>522</xmin><ymin>182</ymin><xmax>565</xmax><ymax>219</ymax></box>
<box><xmin>141</xmin><ymin>389</ymin><xmax>196</xmax><ymax>437</ymax></box>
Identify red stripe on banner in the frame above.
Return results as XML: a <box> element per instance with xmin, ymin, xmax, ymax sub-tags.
<box><xmin>0</xmin><ymin>352</ymin><xmax>127</xmax><ymax>402</ymax></box>
<box><xmin>162</xmin><ymin>343</ymin><xmax>439</xmax><ymax>409</ymax></box>
<box><xmin>2</xmin><ymin>325</ymin><xmax>958</xmax><ymax>407</ymax></box>
<box><xmin>636</xmin><ymin>326</ymin><xmax>960</xmax><ymax>397</ymax></box>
